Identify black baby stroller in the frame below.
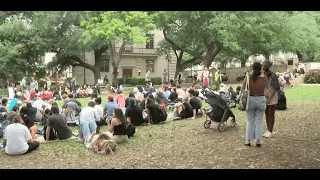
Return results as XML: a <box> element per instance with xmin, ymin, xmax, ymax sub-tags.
<box><xmin>203</xmin><ymin>90</ymin><xmax>236</xmax><ymax>132</ymax></box>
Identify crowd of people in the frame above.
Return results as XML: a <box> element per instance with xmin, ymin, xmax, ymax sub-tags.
<box><xmin>0</xmin><ymin>60</ymin><xmax>301</xmax><ymax>156</ymax></box>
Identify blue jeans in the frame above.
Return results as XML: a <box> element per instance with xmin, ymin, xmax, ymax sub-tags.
<box><xmin>121</xmin><ymin>108</ymin><xmax>126</xmax><ymax>115</ymax></box>
<box><xmin>79</xmin><ymin>120</ymin><xmax>97</xmax><ymax>141</ymax></box>
<box><xmin>246</xmin><ymin>96</ymin><xmax>266</xmax><ymax>142</ymax></box>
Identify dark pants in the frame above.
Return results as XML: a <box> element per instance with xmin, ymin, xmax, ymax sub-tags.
<box><xmin>43</xmin><ymin>126</ymin><xmax>57</xmax><ymax>141</ymax></box>
<box><xmin>25</xmin><ymin>142</ymin><xmax>40</xmax><ymax>154</ymax></box>
<box><xmin>96</xmin><ymin>117</ymin><xmax>106</xmax><ymax>127</ymax></box>
<box><xmin>3</xmin><ymin>140</ymin><xmax>39</xmax><ymax>154</ymax></box>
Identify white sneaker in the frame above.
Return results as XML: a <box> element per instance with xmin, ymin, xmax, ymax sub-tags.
<box><xmin>263</xmin><ymin>132</ymin><xmax>270</xmax><ymax>137</ymax></box>
<box><xmin>264</xmin><ymin>132</ymin><xmax>273</xmax><ymax>138</ymax></box>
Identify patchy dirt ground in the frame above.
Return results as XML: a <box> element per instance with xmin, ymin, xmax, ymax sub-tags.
<box><xmin>1</xmin><ymin>86</ymin><xmax>320</xmax><ymax>169</ymax></box>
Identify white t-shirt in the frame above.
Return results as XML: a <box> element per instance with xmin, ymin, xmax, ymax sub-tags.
<box><xmin>80</xmin><ymin>107</ymin><xmax>100</xmax><ymax>124</ymax></box>
<box><xmin>4</xmin><ymin>123</ymin><xmax>32</xmax><ymax>155</ymax></box>
<box><xmin>94</xmin><ymin>105</ymin><xmax>104</xmax><ymax>117</ymax></box>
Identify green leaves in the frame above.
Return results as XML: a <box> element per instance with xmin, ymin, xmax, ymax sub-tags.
<box><xmin>81</xmin><ymin>11</ymin><xmax>155</xmax><ymax>44</ymax></box>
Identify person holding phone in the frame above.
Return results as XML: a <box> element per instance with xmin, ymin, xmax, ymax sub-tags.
<box><xmin>105</xmin><ymin>108</ymin><xmax>128</xmax><ymax>143</ymax></box>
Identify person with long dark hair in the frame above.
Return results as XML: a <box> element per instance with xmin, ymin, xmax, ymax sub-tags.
<box><xmin>262</xmin><ymin>61</ymin><xmax>280</xmax><ymax>138</ymax></box>
<box><xmin>105</xmin><ymin>108</ymin><xmax>128</xmax><ymax>143</ymax></box>
<box><xmin>20</xmin><ymin>106</ymin><xmax>38</xmax><ymax>141</ymax></box>
<box><xmin>126</xmin><ymin>98</ymin><xmax>145</xmax><ymax>126</ymax></box>
<box><xmin>241</xmin><ymin>62</ymin><xmax>267</xmax><ymax>147</ymax></box>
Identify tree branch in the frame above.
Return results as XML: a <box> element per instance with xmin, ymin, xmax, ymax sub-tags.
<box><xmin>181</xmin><ymin>57</ymin><xmax>201</xmax><ymax>69</ymax></box>
<box><xmin>163</xmin><ymin>29</ymin><xmax>182</xmax><ymax>51</ymax></box>
<box><xmin>211</xmin><ymin>41</ymin><xmax>223</xmax><ymax>62</ymax></box>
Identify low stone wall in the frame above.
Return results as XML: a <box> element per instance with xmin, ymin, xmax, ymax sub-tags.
<box><xmin>293</xmin><ymin>76</ymin><xmax>304</xmax><ymax>85</ymax></box>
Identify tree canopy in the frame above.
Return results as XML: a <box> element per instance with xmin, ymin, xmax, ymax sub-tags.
<box><xmin>1</xmin><ymin>11</ymin><xmax>320</xmax><ymax>86</ymax></box>
<box><xmin>80</xmin><ymin>11</ymin><xmax>155</xmax><ymax>83</ymax></box>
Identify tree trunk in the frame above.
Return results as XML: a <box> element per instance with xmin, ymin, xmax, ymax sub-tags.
<box><xmin>93</xmin><ymin>51</ymin><xmax>102</xmax><ymax>84</ymax></box>
<box><xmin>110</xmin><ymin>50</ymin><xmax>121</xmax><ymax>85</ymax></box>
<box><xmin>296</xmin><ymin>51</ymin><xmax>303</xmax><ymax>61</ymax></box>
<box><xmin>240</xmin><ymin>59</ymin><xmax>246</xmax><ymax>67</ymax></box>
<box><xmin>204</xmin><ymin>48</ymin><xmax>214</xmax><ymax>68</ymax></box>
<box><xmin>203</xmin><ymin>41</ymin><xmax>222</xmax><ymax>68</ymax></box>
<box><xmin>175</xmin><ymin>56</ymin><xmax>183</xmax><ymax>78</ymax></box>
<box><xmin>111</xmin><ymin>64</ymin><xmax>118</xmax><ymax>86</ymax></box>
<box><xmin>108</xmin><ymin>41</ymin><xmax>126</xmax><ymax>85</ymax></box>
<box><xmin>262</xmin><ymin>52</ymin><xmax>270</xmax><ymax>61</ymax></box>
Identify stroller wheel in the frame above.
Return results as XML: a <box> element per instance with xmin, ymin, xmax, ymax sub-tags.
<box><xmin>218</xmin><ymin>122</ymin><xmax>226</xmax><ymax>132</ymax></box>
<box><xmin>230</xmin><ymin>119</ymin><xmax>236</xmax><ymax>127</ymax></box>
<box><xmin>204</xmin><ymin>120</ymin><xmax>211</xmax><ymax>129</ymax></box>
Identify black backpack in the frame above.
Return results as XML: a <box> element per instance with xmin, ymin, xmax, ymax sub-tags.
<box><xmin>156</xmin><ymin>105</ymin><xmax>167</xmax><ymax>123</ymax></box>
<box><xmin>126</xmin><ymin>123</ymin><xmax>136</xmax><ymax>138</ymax></box>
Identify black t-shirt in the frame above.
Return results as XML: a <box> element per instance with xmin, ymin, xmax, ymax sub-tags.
<box><xmin>189</xmin><ymin>97</ymin><xmax>202</xmax><ymax>110</ymax></box>
<box><xmin>23</xmin><ymin>116</ymin><xmax>35</xmax><ymax>129</ymax></box>
<box><xmin>125</xmin><ymin>106</ymin><xmax>144</xmax><ymax>126</ymax></box>
<box><xmin>179</xmin><ymin>102</ymin><xmax>193</xmax><ymax>119</ymax></box>
<box><xmin>140</xmin><ymin>98</ymin><xmax>154</xmax><ymax>109</ymax></box>
<box><xmin>146</xmin><ymin>104</ymin><xmax>162</xmax><ymax>124</ymax></box>
<box><xmin>47</xmin><ymin>114</ymin><xmax>72</xmax><ymax>140</ymax></box>
<box><xmin>168</xmin><ymin>91</ymin><xmax>178</xmax><ymax>102</ymax></box>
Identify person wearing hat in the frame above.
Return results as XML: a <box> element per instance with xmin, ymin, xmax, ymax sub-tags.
<box><xmin>104</xmin><ymin>96</ymin><xmax>117</xmax><ymax>118</ymax></box>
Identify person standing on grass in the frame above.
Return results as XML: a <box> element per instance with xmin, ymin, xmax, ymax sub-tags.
<box><xmin>45</xmin><ymin>106</ymin><xmax>72</xmax><ymax>142</ymax></box>
<box><xmin>3</xmin><ymin>116</ymin><xmax>39</xmax><ymax>155</ymax></box>
<box><xmin>263</xmin><ymin>60</ymin><xmax>280</xmax><ymax>138</ymax></box>
<box><xmin>241</xmin><ymin>62</ymin><xmax>267</xmax><ymax>147</ymax></box>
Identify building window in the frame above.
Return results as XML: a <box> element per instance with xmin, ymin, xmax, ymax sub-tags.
<box><xmin>288</xmin><ymin>60</ymin><xmax>293</xmax><ymax>65</ymax></box>
<box><xmin>146</xmin><ymin>34</ymin><xmax>154</xmax><ymax>49</ymax></box>
<box><xmin>146</xmin><ymin>60</ymin><xmax>154</xmax><ymax>72</ymax></box>
<box><xmin>100</xmin><ymin>54</ymin><xmax>109</xmax><ymax>72</ymax></box>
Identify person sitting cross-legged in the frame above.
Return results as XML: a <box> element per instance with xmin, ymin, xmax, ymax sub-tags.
<box><xmin>45</xmin><ymin>106</ymin><xmax>73</xmax><ymax>142</ymax></box>
<box><xmin>3</xmin><ymin>116</ymin><xmax>40</xmax><ymax>155</ymax></box>
<box><xmin>173</xmin><ymin>96</ymin><xmax>193</xmax><ymax>120</ymax></box>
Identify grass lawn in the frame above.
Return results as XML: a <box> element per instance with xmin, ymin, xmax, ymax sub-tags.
<box><xmin>1</xmin><ymin>86</ymin><xmax>320</xmax><ymax>169</ymax></box>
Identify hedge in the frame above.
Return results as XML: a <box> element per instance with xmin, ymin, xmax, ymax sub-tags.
<box><xmin>117</xmin><ymin>77</ymin><xmax>162</xmax><ymax>86</ymax></box>
<box><xmin>304</xmin><ymin>69</ymin><xmax>320</xmax><ymax>84</ymax></box>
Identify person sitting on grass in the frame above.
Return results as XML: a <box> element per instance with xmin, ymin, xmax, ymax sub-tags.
<box><xmin>79</xmin><ymin>101</ymin><xmax>100</xmax><ymax>144</ymax></box>
<box><xmin>116</xmin><ymin>89</ymin><xmax>126</xmax><ymax>114</ymax></box>
<box><xmin>3</xmin><ymin>115</ymin><xmax>40</xmax><ymax>155</ymax></box>
<box><xmin>94</xmin><ymin>97</ymin><xmax>105</xmax><ymax>126</ymax></box>
<box><xmin>105</xmin><ymin>108</ymin><xmax>128</xmax><ymax>143</ymax></box>
<box><xmin>20</xmin><ymin>106</ymin><xmax>38</xmax><ymax>141</ymax></box>
<box><xmin>104</xmin><ymin>95</ymin><xmax>118</xmax><ymax>118</ymax></box>
<box><xmin>45</xmin><ymin>106</ymin><xmax>72</xmax><ymax>142</ymax></box>
<box><xmin>126</xmin><ymin>98</ymin><xmax>145</xmax><ymax>126</ymax></box>
<box><xmin>188</xmin><ymin>89</ymin><xmax>202</xmax><ymax>119</ymax></box>
<box><xmin>6</xmin><ymin>104</ymin><xmax>20</xmax><ymax>122</ymax></box>
<box><xmin>173</xmin><ymin>96</ymin><xmax>193</xmax><ymax>120</ymax></box>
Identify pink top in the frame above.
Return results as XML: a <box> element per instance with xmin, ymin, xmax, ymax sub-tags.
<box><xmin>116</xmin><ymin>94</ymin><xmax>126</xmax><ymax>108</ymax></box>
<box><xmin>176</xmin><ymin>88</ymin><xmax>185</xmax><ymax>98</ymax></box>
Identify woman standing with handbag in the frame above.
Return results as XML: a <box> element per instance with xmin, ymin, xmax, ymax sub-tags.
<box><xmin>241</xmin><ymin>62</ymin><xmax>267</xmax><ymax>147</ymax></box>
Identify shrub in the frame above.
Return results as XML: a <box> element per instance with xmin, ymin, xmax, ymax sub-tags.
<box><xmin>304</xmin><ymin>70</ymin><xmax>320</xmax><ymax>84</ymax></box>
<box><xmin>151</xmin><ymin>77</ymin><xmax>162</xmax><ymax>85</ymax></box>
